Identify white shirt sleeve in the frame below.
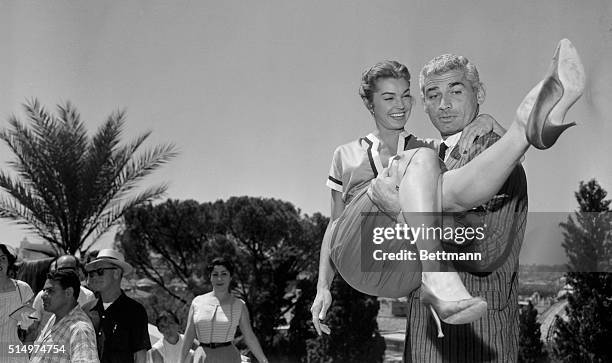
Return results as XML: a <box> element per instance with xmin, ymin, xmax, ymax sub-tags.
<box><xmin>326</xmin><ymin>146</ymin><xmax>343</xmax><ymax>192</ymax></box>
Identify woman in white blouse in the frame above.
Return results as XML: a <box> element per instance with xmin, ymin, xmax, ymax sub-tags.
<box><xmin>0</xmin><ymin>243</ymin><xmax>34</xmax><ymax>363</ymax></box>
<box><xmin>180</xmin><ymin>258</ymin><xmax>268</xmax><ymax>363</ymax></box>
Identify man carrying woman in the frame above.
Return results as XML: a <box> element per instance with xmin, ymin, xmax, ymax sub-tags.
<box><xmin>311</xmin><ymin>39</ymin><xmax>585</xmax><ymax>342</ymax></box>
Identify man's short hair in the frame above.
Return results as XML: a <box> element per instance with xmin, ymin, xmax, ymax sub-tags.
<box><xmin>47</xmin><ymin>270</ymin><xmax>81</xmax><ymax>300</ymax></box>
<box><xmin>419</xmin><ymin>54</ymin><xmax>481</xmax><ymax>99</ymax></box>
<box><xmin>51</xmin><ymin>254</ymin><xmax>82</xmax><ymax>272</ymax></box>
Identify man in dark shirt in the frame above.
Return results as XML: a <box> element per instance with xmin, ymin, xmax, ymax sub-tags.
<box><xmin>82</xmin><ymin>249</ymin><xmax>150</xmax><ymax>363</ymax></box>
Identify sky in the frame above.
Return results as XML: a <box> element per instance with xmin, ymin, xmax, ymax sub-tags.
<box><xmin>0</xmin><ymin>1</ymin><xmax>610</xmax><ymax>265</ymax></box>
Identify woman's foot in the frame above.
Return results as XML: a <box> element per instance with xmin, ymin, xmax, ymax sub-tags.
<box><xmin>518</xmin><ymin>38</ymin><xmax>585</xmax><ymax>149</ymax></box>
<box><xmin>420</xmin><ymin>272</ymin><xmax>487</xmax><ymax>338</ymax></box>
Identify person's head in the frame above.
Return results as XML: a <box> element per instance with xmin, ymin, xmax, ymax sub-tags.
<box><xmin>85</xmin><ymin>249</ymin><xmax>131</xmax><ymax>293</ymax></box>
<box><xmin>359</xmin><ymin>60</ymin><xmax>414</xmax><ymax>131</ymax></box>
<box><xmin>156</xmin><ymin>311</ymin><xmax>180</xmax><ymax>339</ymax></box>
<box><xmin>419</xmin><ymin>54</ymin><xmax>486</xmax><ymax>138</ymax></box>
<box><xmin>50</xmin><ymin>255</ymin><xmax>81</xmax><ymax>273</ymax></box>
<box><xmin>42</xmin><ymin>270</ymin><xmax>80</xmax><ymax>314</ymax></box>
<box><xmin>0</xmin><ymin>244</ymin><xmax>17</xmax><ymax>278</ymax></box>
<box><xmin>207</xmin><ymin>257</ymin><xmax>234</xmax><ymax>292</ymax></box>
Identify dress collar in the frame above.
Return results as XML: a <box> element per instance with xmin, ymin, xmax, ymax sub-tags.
<box><xmin>361</xmin><ymin>130</ymin><xmax>412</xmax><ymax>176</ymax></box>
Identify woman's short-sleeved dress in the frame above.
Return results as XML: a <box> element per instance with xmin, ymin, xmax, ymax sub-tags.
<box><xmin>0</xmin><ymin>279</ymin><xmax>34</xmax><ymax>363</ymax></box>
<box><xmin>191</xmin><ymin>294</ymin><xmax>244</xmax><ymax>363</ymax></box>
<box><xmin>326</xmin><ymin>131</ymin><xmax>438</xmax><ymax>298</ymax></box>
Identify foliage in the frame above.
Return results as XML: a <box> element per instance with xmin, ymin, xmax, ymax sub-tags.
<box><xmin>518</xmin><ymin>301</ymin><xmax>545</xmax><ymax>363</ymax></box>
<box><xmin>118</xmin><ymin>197</ymin><xmax>327</xmax><ymax>354</ymax></box>
<box><xmin>305</xmin><ymin>277</ymin><xmax>386</xmax><ymax>363</ymax></box>
<box><xmin>283</xmin><ymin>278</ymin><xmax>318</xmax><ymax>362</ymax></box>
<box><xmin>552</xmin><ymin>179</ymin><xmax>612</xmax><ymax>362</ymax></box>
<box><xmin>118</xmin><ymin>199</ymin><xmax>220</xmax><ymax>304</ymax></box>
<box><xmin>559</xmin><ymin>180</ymin><xmax>611</xmax><ymax>272</ymax></box>
<box><xmin>0</xmin><ymin>99</ymin><xmax>176</xmax><ymax>254</ymax></box>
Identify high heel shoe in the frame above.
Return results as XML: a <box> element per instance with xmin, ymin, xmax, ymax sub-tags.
<box><xmin>522</xmin><ymin>38</ymin><xmax>585</xmax><ymax>149</ymax></box>
<box><xmin>420</xmin><ymin>273</ymin><xmax>487</xmax><ymax>338</ymax></box>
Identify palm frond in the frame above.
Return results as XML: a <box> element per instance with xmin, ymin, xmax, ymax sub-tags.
<box><xmin>112</xmin><ymin>143</ymin><xmax>178</xmax><ymax>200</ymax></box>
<box><xmin>0</xmin><ymin>194</ymin><xmax>60</xmax><ymax>243</ymax></box>
<box><xmin>81</xmin><ymin>183</ymin><xmax>169</xmax><ymax>245</ymax></box>
<box><xmin>0</xmin><ymin>101</ymin><xmax>177</xmax><ymax>253</ymax></box>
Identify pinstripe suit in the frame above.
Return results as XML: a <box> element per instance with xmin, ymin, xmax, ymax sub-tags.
<box><xmin>403</xmin><ymin>131</ymin><xmax>528</xmax><ymax>363</ymax></box>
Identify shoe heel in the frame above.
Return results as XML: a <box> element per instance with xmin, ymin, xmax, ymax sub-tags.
<box><xmin>428</xmin><ymin>304</ymin><xmax>444</xmax><ymax>338</ymax></box>
<box><xmin>420</xmin><ymin>281</ymin><xmax>487</xmax><ymax>325</ymax></box>
<box><xmin>525</xmin><ymin>39</ymin><xmax>585</xmax><ymax>149</ymax></box>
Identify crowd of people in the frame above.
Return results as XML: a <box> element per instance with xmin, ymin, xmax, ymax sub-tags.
<box><xmin>0</xmin><ymin>38</ymin><xmax>586</xmax><ymax>363</ymax></box>
<box><xmin>0</xmin><ymin>245</ymin><xmax>267</xmax><ymax>363</ymax></box>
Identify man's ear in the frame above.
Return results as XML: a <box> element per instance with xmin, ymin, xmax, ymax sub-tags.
<box><xmin>476</xmin><ymin>82</ymin><xmax>486</xmax><ymax>104</ymax></box>
<box><xmin>65</xmin><ymin>286</ymin><xmax>74</xmax><ymax>299</ymax></box>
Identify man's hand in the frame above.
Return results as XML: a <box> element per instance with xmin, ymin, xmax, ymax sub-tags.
<box><xmin>368</xmin><ymin>158</ymin><xmax>401</xmax><ymax>215</ymax></box>
<box><xmin>311</xmin><ymin>288</ymin><xmax>332</xmax><ymax>336</ymax></box>
<box><xmin>458</xmin><ymin>113</ymin><xmax>498</xmax><ymax>154</ymax></box>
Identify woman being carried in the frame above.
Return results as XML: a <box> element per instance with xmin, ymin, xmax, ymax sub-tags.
<box><xmin>0</xmin><ymin>243</ymin><xmax>34</xmax><ymax>363</ymax></box>
<box><xmin>311</xmin><ymin>39</ymin><xmax>585</xmax><ymax>337</ymax></box>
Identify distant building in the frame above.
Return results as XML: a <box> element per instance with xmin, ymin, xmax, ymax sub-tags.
<box><xmin>18</xmin><ymin>238</ymin><xmax>57</xmax><ymax>260</ymax></box>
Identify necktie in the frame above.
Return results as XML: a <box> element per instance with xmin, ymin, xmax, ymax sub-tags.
<box><xmin>438</xmin><ymin>142</ymin><xmax>449</xmax><ymax>161</ymax></box>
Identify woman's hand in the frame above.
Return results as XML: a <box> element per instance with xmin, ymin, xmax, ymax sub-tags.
<box><xmin>310</xmin><ymin>287</ymin><xmax>332</xmax><ymax>336</ymax></box>
<box><xmin>457</xmin><ymin>114</ymin><xmax>503</xmax><ymax>153</ymax></box>
<box><xmin>368</xmin><ymin>159</ymin><xmax>401</xmax><ymax>215</ymax></box>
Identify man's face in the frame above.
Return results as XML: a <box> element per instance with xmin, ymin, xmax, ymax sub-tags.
<box><xmin>86</xmin><ymin>263</ymin><xmax>119</xmax><ymax>293</ymax></box>
<box><xmin>41</xmin><ymin>279</ymin><xmax>71</xmax><ymax>314</ymax></box>
<box><xmin>422</xmin><ymin>69</ymin><xmax>482</xmax><ymax>137</ymax></box>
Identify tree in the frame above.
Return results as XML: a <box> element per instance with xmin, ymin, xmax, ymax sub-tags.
<box><xmin>0</xmin><ymin>99</ymin><xmax>176</xmax><ymax>254</ymax></box>
<box><xmin>118</xmin><ymin>196</ymin><xmax>327</xmax><ymax>355</ymax></box>
<box><xmin>552</xmin><ymin>179</ymin><xmax>612</xmax><ymax>362</ymax></box>
<box><xmin>306</xmin><ymin>277</ymin><xmax>386</xmax><ymax>363</ymax></box>
<box><xmin>519</xmin><ymin>301</ymin><xmax>545</xmax><ymax>363</ymax></box>
<box><xmin>119</xmin><ymin>199</ymin><xmax>223</xmax><ymax>304</ymax></box>
<box><xmin>560</xmin><ymin>179</ymin><xmax>611</xmax><ymax>272</ymax></box>
<box><xmin>284</xmin><ymin>278</ymin><xmax>318</xmax><ymax>362</ymax></box>
<box><xmin>219</xmin><ymin>196</ymin><xmax>326</xmax><ymax>350</ymax></box>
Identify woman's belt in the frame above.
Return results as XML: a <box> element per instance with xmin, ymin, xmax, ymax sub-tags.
<box><xmin>200</xmin><ymin>341</ymin><xmax>232</xmax><ymax>349</ymax></box>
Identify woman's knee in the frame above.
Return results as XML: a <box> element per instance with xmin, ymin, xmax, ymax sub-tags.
<box><xmin>397</xmin><ymin>147</ymin><xmax>440</xmax><ymax>176</ymax></box>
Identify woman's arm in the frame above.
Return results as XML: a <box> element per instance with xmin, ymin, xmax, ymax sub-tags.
<box><xmin>150</xmin><ymin>349</ymin><xmax>163</xmax><ymax>363</ymax></box>
<box><xmin>310</xmin><ymin>190</ymin><xmax>344</xmax><ymax>335</ymax></box>
<box><xmin>179</xmin><ymin>302</ymin><xmax>197</xmax><ymax>363</ymax></box>
<box><xmin>238</xmin><ymin>303</ymin><xmax>268</xmax><ymax>363</ymax></box>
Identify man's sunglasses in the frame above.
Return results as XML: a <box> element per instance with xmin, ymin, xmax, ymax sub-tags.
<box><xmin>87</xmin><ymin>267</ymin><xmax>117</xmax><ymax>277</ymax></box>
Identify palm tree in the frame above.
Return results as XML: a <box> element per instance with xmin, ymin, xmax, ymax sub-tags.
<box><xmin>0</xmin><ymin>99</ymin><xmax>177</xmax><ymax>255</ymax></box>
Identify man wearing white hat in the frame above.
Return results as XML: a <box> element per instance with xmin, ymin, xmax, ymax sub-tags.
<box><xmin>82</xmin><ymin>249</ymin><xmax>151</xmax><ymax>363</ymax></box>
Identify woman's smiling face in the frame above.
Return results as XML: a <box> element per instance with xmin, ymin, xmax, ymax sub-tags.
<box><xmin>210</xmin><ymin>265</ymin><xmax>231</xmax><ymax>291</ymax></box>
<box><xmin>369</xmin><ymin>77</ymin><xmax>413</xmax><ymax>131</ymax></box>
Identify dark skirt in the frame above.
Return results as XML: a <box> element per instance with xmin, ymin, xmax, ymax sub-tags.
<box><xmin>200</xmin><ymin>343</ymin><xmax>241</xmax><ymax>363</ymax></box>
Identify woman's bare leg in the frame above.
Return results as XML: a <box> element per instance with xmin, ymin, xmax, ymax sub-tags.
<box><xmin>396</xmin><ymin>148</ymin><xmax>487</xmax><ymax>337</ymax></box>
<box><xmin>443</xmin><ymin>38</ymin><xmax>585</xmax><ymax>213</ymax></box>
<box><xmin>442</xmin><ymin>120</ymin><xmax>528</xmax><ymax>212</ymax></box>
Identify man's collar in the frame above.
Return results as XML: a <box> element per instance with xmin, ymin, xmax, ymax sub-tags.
<box><xmin>92</xmin><ymin>290</ymin><xmax>125</xmax><ymax>311</ymax></box>
<box><xmin>441</xmin><ymin>131</ymin><xmax>462</xmax><ymax>151</ymax></box>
